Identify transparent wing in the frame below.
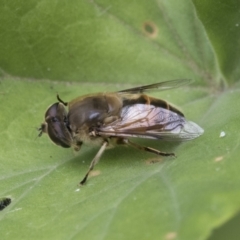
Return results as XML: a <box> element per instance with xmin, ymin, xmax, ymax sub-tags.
<box><xmin>118</xmin><ymin>79</ymin><xmax>192</xmax><ymax>94</ymax></box>
<box><xmin>99</xmin><ymin>104</ymin><xmax>204</xmax><ymax>141</ymax></box>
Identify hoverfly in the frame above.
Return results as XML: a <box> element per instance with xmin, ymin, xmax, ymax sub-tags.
<box><xmin>39</xmin><ymin>79</ymin><xmax>204</xmax><ymax>185</ymax></box>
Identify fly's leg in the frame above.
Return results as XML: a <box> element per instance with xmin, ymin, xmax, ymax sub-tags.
<box><xmin>123</xmin><ymin>139</ymin><xmax>175</xmax><ymax>157</ymax></box>
<box><xmin>80</xmin><ymin>141</ymin><xmax>108</xmax><ymax>185</ymax></box>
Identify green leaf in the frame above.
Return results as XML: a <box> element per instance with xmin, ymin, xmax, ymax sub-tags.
<box><xmin>193</xmin><ymin>0</ymin><xmax>240</xmax><ymax>84</ymax></box>
<box><xmin>0</xmin><ymin>0</ymin><xmax>221</xmax><ymax>85</ymax></box>
<box><xmin>208</xmin><ymin>212</ymin><xmax>240</xmax><ymax>240</ymax></box>
<box><xmin>1</xmin><ymin>0</ymin><xmax>240</xmax><ymax>240</ymax></box>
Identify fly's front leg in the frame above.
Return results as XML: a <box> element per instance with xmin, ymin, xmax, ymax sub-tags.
<box><xmin>80</xmin><ymin>141</ymin><xmax>108</xmax><ymax>185</ymax></box>
<box><xmin>73</xmin><ymin>141</ymin><xmax>83</xmax><ymax>151</ymax></box>
<box><xmin>123</xmin><ymin>139</ymin><xmax>175</xmax><ymax>157</ymax></box>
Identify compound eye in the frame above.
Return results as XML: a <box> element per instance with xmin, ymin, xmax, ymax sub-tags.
<box><xmin>47</xmin><ymin>122</ymin><xmax>71</xmax><ymax>148</ymax></box>
<box><xmin>43</xmin><ymin>103</ymin><xmax>72</xmax><ymax>148</ymax></box>
<box><xmin>51</xmin><ymin>117</ymin><xmax>59</xmax><ymax>123</ymax></box>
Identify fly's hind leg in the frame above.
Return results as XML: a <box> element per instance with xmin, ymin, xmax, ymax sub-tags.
<box><xmin>80</xmin><ymin>141</ymin><xmax>108</xmax><ymax>185</ymax></box>
<box><xmin>123</xmin><ymin>139</ymin><xmax>175</xmax><ymax>157</ymax></box>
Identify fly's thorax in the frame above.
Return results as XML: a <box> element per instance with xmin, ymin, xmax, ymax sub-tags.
<box><xmin>68</xmin><ymin>93</ymin><xmax>123</xmax><ymax>132</ymax></box>
<box><xmin>104</xmin><ymin>93</ymin><xmax>123</xmax><ymax>115</ymax></box>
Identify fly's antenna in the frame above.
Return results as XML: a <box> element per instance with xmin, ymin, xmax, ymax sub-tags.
<box><xmin>57</xmin><ymin>94</ymin><xmax>68</xmax><ymax>106</ymax></box>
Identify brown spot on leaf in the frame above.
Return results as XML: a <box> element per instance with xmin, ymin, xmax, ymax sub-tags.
<box><xmin>146</xmin><ymin>157</ymin><xmax>163</xmax><ymax>165</ymax></box>
<box><xmin>215</xmin><ymin>156</ymin><xmax>224</xmax><ymax>162</ymax></box>
<box><xmin>164</xmin><ymin>232</ymin><xmax>177</xmax><ymax>240</ymax></box>
<box><xmin>142</xmin><ymin>21</ymin><xmax>158</xmax><ymax>38</ymax></box>
<box><xmin>89</xmin><ymin>170</ymin><xmax>101</xmax><ymax>177</ymax></box>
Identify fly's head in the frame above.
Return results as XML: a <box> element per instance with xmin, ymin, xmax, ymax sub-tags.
<box><xmin>38</xmin><ymin>101</ymin><xmax>72</xmax><ymax>148</ymax></box>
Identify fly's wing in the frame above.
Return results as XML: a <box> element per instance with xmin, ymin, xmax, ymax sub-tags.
<box><xmin>118</xmin><ymin>79</ymin><xmax>192</xmax><ymax>94</ymax></box>
<box><xmin>98</xmin><ymin>104</ymin><xmax>204</xmax><ymax>141</ymax></box>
